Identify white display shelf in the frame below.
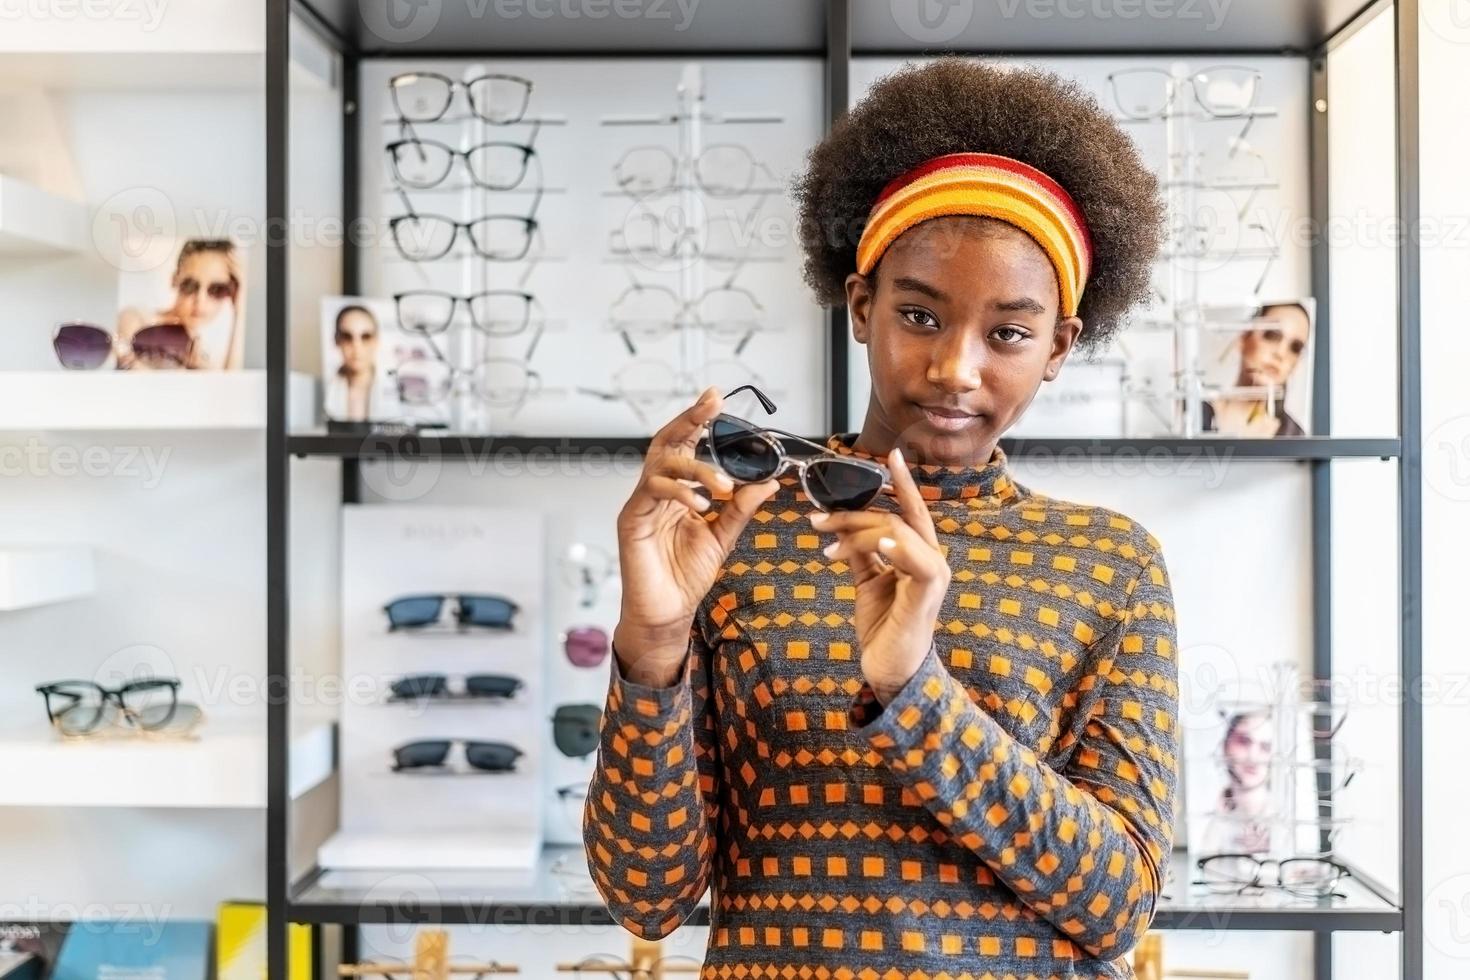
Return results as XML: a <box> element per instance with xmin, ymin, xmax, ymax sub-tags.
<box><xmin>0</xmin><ymin>546</ymin><xmax>95</xmax><ymax>611</ymax></box>
<box><xmin>0</xmin><ymin>370</ymin><xmax>317</xmax><ymax>431</ymax></box>
<box><xmin>317</xmin><ymin>826</ymin><xmax>541</xmax><ymax>872</ymax></box>
<box><xmin>0</xmin><ymin>175</ymin><xmax>90</xmax><ymax>256</ymax></box>
<box><xmin>0</xmin><ymin>715</ymin><xmax>335</xmax><ymax>809</ymax></box>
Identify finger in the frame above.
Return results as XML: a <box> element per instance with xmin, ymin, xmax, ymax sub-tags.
<box><xmin>651</xmin><ymin>453</ymin><xmax>736</xmax><ymax>497</ymax></box>
<box><xmin>886</xmin><ymin>446</ymin><xmax>940</xmax><ymax>549</ymax></box>
<box><xmin>708</xmin><ymin>479</ymin><xmax>781</xmax><ymax>554</ymax></box>
<box><xmin>650</xmin><ymin>385</ymin><xmax>723</xmax><ymax>453</ymax></box>
<box><xmin>825</xmin><ymin>523</ymin><xmax>943</xmax><ymax>583</ymax></box>
<box><xmin>805</xmin><ymin>509</ymin><xmax>897</xmax><ymax>534</ymax></box>
<box><xmin>641</xmin><ymin>474</ymin><xmax>714</xmax><ymax>516</ymax></box>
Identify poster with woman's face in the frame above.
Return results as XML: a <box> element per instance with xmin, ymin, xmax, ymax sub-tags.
<box><xmin>1199</xmin><ymin>298</ymin><xmax>1316</xmax><ymax>438</ymax></box>
<box><xmin>320</xmin><ymin>296</ymin><xmax>442</xmax><ymax>424</ymax></box>
<box><xmin>114</xmin><ymin>237</ymin><xmax>248</xmax><ymax>370</ymax></box>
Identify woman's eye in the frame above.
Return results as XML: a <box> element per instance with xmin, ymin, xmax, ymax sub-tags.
<box><xmin>993</xmin><ymin>326</ymin><xmax>1028</xmax><ymax>344</ymax></box>
<box><xmin>902</xmin><ymin>308</ymin><xmax>937</xmax><ymax>329</ymax></box>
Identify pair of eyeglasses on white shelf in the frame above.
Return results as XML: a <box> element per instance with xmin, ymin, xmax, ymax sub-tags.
<box><xmin>391</xmin><ymin>356</ymin><xmax>557</xmax><ymax>416</ymax></box>
<box><xmin>611</xmin><ymin>142</ymin><xmax>782</xmax><ymax>199</ymax></box>
<box><xmin>389</xmin><ymin>71</ymin><xmax>533</xmax><ymax>125</ymax></box>
<box><xmin>607</xmin><ymin>281</ymin><xmax>768</xmax><ymax>354</ymax></box>
<box><xmin>395</xmin><ymin>289</ymin><xmax>552</xmax><ymax>338</ymax></box>
<box><xmin>1108</xmin><ymin>65</ymin><xmax>1272</xmax><ymax>143</ymax></box>
<box><xmin>389</xmin><ymin>186</ymin><xmax>546</xmax><ymax>263</ymax></box>
<box><xmin>386</xmin><ymin>119</ymin><xmax>543</xmax><ymax>192</ymax></box>
<box><xmin>1192</xmin><ymin>852</ymin><xmax>1353</xmax><ymax>901</ymax></box>
<box><xmin>575</xmin><ymin>358</ymin><xmax>783</xmax><ymax>429</ymax></box>
<box><xmin>607</xmin><ymin>201</ymin><xmax>779</xmax><ymax>268</ymax></box>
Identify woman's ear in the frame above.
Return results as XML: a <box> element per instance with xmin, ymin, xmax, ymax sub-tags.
<box><xmin>845</xmin><ymin>271</ymin><xmax>875</xmax><ymax>344</ymax></box>
<box><xmin>1043</xmin><ymin>315</ymin><xmax>1084</xmax><ymax>381</ymax></box>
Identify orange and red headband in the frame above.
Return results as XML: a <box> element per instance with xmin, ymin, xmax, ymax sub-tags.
<box><xmin>855</xmin><ymin>152</ymin><xmax>1094</xmax><ymax>318</ymax></box>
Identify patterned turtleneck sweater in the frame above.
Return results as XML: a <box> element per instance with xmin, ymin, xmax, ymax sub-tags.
<box><xmin>584</xmin><ymin>432</ymin><xmax>1179</xmax><ymax>980</ymax></box>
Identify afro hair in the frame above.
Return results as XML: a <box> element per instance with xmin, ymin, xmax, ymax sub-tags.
<box><xmin>793</xmin><ymin>57</ymin><xmax>1165</xmax><ymax>353</ymax></box>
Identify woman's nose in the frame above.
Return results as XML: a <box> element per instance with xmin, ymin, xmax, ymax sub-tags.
<box><xmin>927</xmin><ymin>331</ymin><xmax>982</xmax><ymax>393</ymax></box>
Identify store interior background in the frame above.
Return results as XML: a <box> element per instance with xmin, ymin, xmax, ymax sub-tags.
<box><xmin>0</xmin><ymin>0</ymin><xmax>1466</xmax><ymax>977</ymax></box>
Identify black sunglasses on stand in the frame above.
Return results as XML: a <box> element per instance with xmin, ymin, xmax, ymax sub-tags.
<box><xmin>701</xmin><ymin>385</ymin><xmax>893</xmax><ymax>513</ymax></box>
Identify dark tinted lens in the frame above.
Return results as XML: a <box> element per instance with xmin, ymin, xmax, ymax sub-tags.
<box><xmin>464</xmin><ymin>741</ymin><xmax>522</xmax><ymax>772</ymax></box>
<box><xmin>456</xmin><ymin>595</ymin><xmax>515</xmax><ymax>628</ymax></box>
<box><xmin>465</xmin><ymin>675</ymin><xmax>521</xmax><ymax>698</ymax></box>
<box><xmin>385</xmin><ymin>596</ymin><xmax>444</xmax><ymax>628</ymax></box>
<box><xmin>393</xmin><ymin>740</ymin><xmax>451</xmax><ymax>770</ymax></box>
<box><xmin>709</xmin><ymin>418</ymin><xmax>781</xmax><ymax>481</ymax></box>
<box><xmin>803</xmin><ymin>459</ymin><xmax>885</xmax><ymax>511</ymax></box>
<box><xmin>131</xmin><ymin>324</ymin><xmax>192</xmax><ymax>367</ymax></box>
<box><xmin>391</xmin><ymin>675</ymin><xmax>448</xmax><ymax>699</ymax></box>
<box><xmin>54</xmin><ymin>323</ymin><xmax>112</xmax><ymax>369</ymax></box>
<box><xmin>552</xmin><ymin>705</ymin><xmax>602</xmax><ymax>758</ymax></box>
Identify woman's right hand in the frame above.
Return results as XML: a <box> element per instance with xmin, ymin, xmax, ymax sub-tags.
<box><xmin>613</xmin><ymin>385</ymin><xmax>779</xmax><ymax>686</ymax></box>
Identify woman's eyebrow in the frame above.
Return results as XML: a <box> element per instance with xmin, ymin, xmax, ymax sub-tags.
<box><xmin>993</xmin><ymin>296</ymin><xmax>1048</xmax><ymax>316</ymax></box>
<box><xmin>889</xmin><ymin>275</ymin><xmax>947</xmax><ymax>301</ymax></box>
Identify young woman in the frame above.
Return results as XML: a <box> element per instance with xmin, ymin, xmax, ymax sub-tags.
<box><xmin>117</xmin><ymin>238</ymin><xmax>244</xmax><ymax>370</ymax></box>
<box><xmin>585</xmin><ymin>59</ymin><xmax>1179</xmax><ymax>979</ymax></box>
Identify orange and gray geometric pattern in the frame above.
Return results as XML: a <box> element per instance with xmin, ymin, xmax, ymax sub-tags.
<box><xmin>584</xmin><ymin>433</ymin><xmax>1179</xmax><ymax>980</ymax></box>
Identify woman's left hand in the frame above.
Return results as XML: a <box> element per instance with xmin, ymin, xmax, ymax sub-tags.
<box><xmin>808</xmin><ymin>447</ymin><xmax>951</xmax><ymax>704</ymax></box>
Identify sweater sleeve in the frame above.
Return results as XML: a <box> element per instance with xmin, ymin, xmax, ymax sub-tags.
<box><xmin>582</xmin><ymin>610</ymin><xmax>721</xmax><ymax>939</ymax></box>
<box><xmin>849</xmin><ymin>547</ymin><xmax>1179</xmax><ymax>960</ymax></box>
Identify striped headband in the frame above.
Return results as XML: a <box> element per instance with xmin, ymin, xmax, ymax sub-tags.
<box><xmin>855</xmin><ymin>152</ymin><xmax>1094</xmax><ymax>318</ymax></box>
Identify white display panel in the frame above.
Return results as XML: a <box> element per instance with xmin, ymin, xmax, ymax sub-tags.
<box><xmin>356</xmin><ymin>57</ymin><xmax>828</xmax><ymax>438</ymax></box>
<box><xmin>325</xmin><ymin>504</ymin><xmax>547</xmax><ymax>871</ymax></box>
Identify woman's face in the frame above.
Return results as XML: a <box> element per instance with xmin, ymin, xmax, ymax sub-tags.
<box><xmin>1223</xmin><ymin>712</ymin><xmax>1272</xmax><ymax>792</ymax></box>
<box><xmin>845</xmin><ymin>217</ymin><xmax>1081</xmax><ymax>465</ymax></box>
<box><xmin>172</xmin><ymin>252</ymin><xmax>235</xmax><ymax>332</ymax></box>
<box><xmin>1238</xmin><ymin>304</ymin><xmax>1309</xmax><ymax>387</ymax></box>
<box><xmin>335</xmin><ymin>310</ymin><xmax>380</xmax><ymax>375</ymax></box>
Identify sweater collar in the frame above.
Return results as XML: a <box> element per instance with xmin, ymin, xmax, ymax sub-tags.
<box><xmin>823</xmin><ymin>432</ymin><xmax>1021</xmax><ymax>505</ymax></box>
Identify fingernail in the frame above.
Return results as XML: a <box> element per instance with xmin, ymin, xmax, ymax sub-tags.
<box><xmin>892</xmin><ymin>447</ymin><xmax>904</xmax><ymax>464</ymax></box>
<box><xmin>822</xmin><ymin>540</ymin><xmax>838</xmax><ymax>558</ymax></box>
<box><xmin>694</xmin><ymin>495</ymin><xmax>711</xmax><ymax>510</ymax></box>
<box><xmin>878</xmin><ymin>536</ymin><xmax>896</xmax><ymax>551</ymax></box>
<box><xmin>808</xmin><ymin>512</ymin><xmax>828</xmax><ymax>526</ymax></box>
<box><xmin>716</xmin><ymin>472</ymin><xmax>734</xmax><ymax>489</ymax></box>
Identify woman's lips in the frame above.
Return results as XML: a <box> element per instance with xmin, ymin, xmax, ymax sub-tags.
<box><xmin>918</xmin><ymin>405</ymin><xmax>977</xmax><ymax>431</ymax></box>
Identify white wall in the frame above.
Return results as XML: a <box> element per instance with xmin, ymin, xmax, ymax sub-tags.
<box><xmin>1415</xmin><ymin>1</ymin><xmax>1470</xmax><ymax>977</ymax></box>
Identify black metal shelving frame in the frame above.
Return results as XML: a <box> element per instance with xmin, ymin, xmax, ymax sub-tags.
<box><xmin>266</xmin><ymin>1</ymin><xmax>1423</xmax><ymax>977</ymax></box>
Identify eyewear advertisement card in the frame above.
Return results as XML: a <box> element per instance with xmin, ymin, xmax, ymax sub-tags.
<box><xmin>103</xmin><ymin>238</ymin><xmax>248</xmax><ymax>372</ymax></box>
<box><xmin>323</xmin><ymin>504</ymin><xmax>546</xmax><ymax>871</ymax></box>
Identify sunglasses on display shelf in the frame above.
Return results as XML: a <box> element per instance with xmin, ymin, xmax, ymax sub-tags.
<box><xmin>561</xmin><ymin>625</ymin><xmax>610</xmax><ymax>668</ymax></box>
<box><xmin>390</xmin><ymin>739</ymin><xmax>524</xmax><ymax>774</ymax></box>
<box><xmin>52</xmin><ymin>321</ymin><xmax>194</xmax><ymax>371</ymax></box>
<box><xmin>383</xmin><ymin>593</ymin><xmax>520</xmax><ymax>632</ymax></box>
<box><xmin>386</xmin><ymin>126</ymin><xmax>541</xmax><ymax>192</ymax></box>
<box><xmin>386</xmin><ymin>673</ymin><xmax>524</xmax><ymax>702</ymax></box>
<box><xmin>388</xmin><ymin>185</ymin><xmax>544</xmax><ymax>263</ymax></box>
<box><xmin>551</xmin><ymin>703</ymin><xmax>601</xmax><ymax>759</ymax></box>
<box><xmin>36</xmin><ymin>678</ymin><xmax>203</xmax><ymax>739</ymax></box>
<box><xmin>702</xmin><ymin>384</ymin><xmax>895</xmax><ymax>513</ymax></box>
<box><xmin>389</xmin><ymin>71</ymin><xmax>533</xmax><ymax>125</ymax></box>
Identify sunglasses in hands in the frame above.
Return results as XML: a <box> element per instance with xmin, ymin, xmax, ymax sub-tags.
<box><xmin>699</xmin><ymin>384</ymin><xmax>894</xmax><ymax>513</ymax></box>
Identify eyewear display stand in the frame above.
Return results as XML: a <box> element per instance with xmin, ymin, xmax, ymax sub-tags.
<box><xmin>268</xmin><ymin>3</ymin><xmax>1425</xmax><ymax>980</ymax></box>
<box><xmin>1143</xmin><ymin>63</ymin><xmax>1287</xmax><ymax>437</ymax></box>
<box><xmin>340</xmin><ymin>930</ymin><xmax>518</xmax><ymax>980</ymax></box>
<box><xmin>555</xmin><ymin>937</ymin><xmax>700</xmax><ymax>979</ymax></box>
